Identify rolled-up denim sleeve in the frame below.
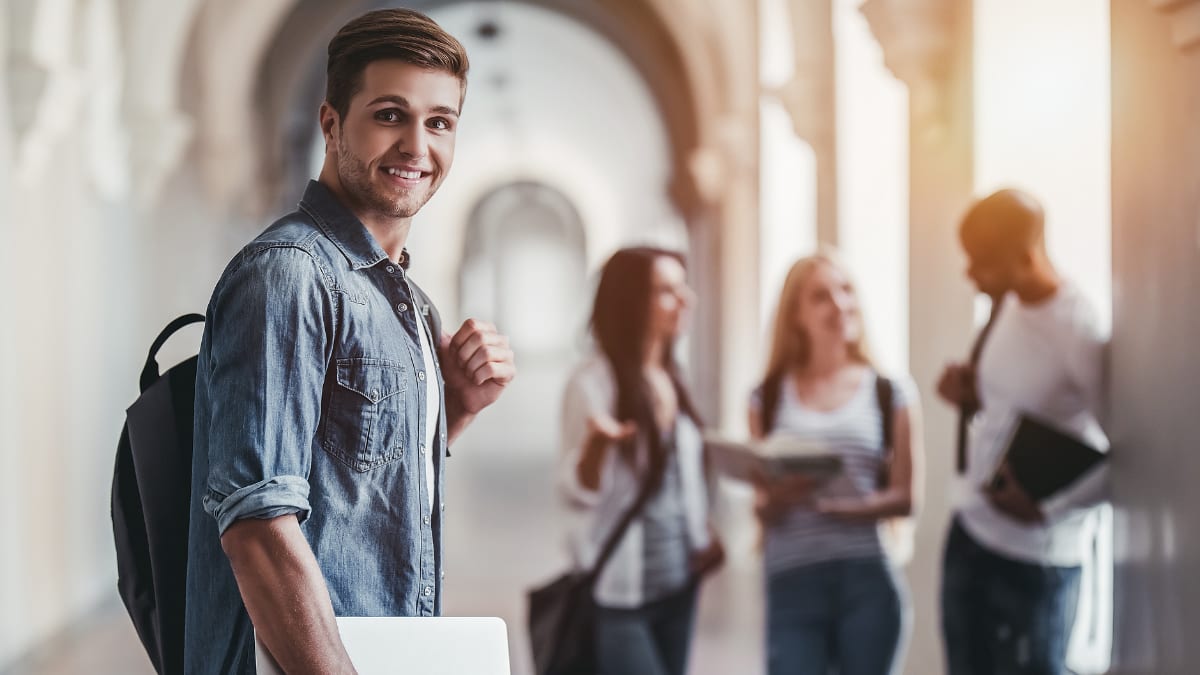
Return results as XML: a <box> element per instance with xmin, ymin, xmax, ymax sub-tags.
<box><xmin>200</xmin><ymin>245</ymin><xmax>333</xmax><ymax>536</ymax></box>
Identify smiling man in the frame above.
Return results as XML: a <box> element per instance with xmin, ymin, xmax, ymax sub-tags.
<box><xmin>183</xmin><ymin>10</ymin><xmax>516</xmax><ymax>674</ymax></box>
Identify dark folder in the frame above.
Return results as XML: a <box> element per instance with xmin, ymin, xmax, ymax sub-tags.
<box><xmin>992</xmin><ymin>414</ymin><xmax>1107</xmax><ymax>500</ymax></box>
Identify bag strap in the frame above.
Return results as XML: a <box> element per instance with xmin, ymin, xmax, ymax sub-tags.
<box><xmin>586</xmin><ymin>447</ymin><xmax>664</xmax><ymax>585</ymax></box>
<box><xmin>956</xmin><ymin>297</ymin><xmax>1004</xmax><ymax>473</ymax></box>
<box><xmin>875</xmin><ymin>374</ymin><xmax>895</xmax><ymax>465</ymax></box>
<box><xmin>758</xmin><ymin>370</ymin><xmax>785</xmax><ymax>435</ymax></box>
<box><xmin>139</xmin><ymin>314</ymin><xmax>205</xmax><ymax>393</ymax></box>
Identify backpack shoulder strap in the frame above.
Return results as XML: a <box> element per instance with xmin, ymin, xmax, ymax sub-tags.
<box><xmin>875</xmin><ymin>373</ymin><xmax>895</xmax><ymax>454</ymax></box>
<box><xmin>758</xmin><ymin>370</ymin><xmax>786</xmax><ymax>435</ymax></box>
<box><xmin>139</xmin><ymin>314</ymin><xmax>205</xmax><ymax>392</ymax></box>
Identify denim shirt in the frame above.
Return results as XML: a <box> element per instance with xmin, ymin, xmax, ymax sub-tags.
<box><xmin>184</xmin><ymin>181</ymin><xmax>449</xmax><ymax>674</ymax></box>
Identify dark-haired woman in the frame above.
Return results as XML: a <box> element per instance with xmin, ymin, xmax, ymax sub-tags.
<box><xmin>558</xmin><ymin>247</ymin><xmax>724</xmax><ymax>675</ymax></box>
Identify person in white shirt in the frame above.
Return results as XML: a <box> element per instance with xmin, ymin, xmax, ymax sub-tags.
<box><xmin>558</xmin><ymin>247</ymin><xmax>725</xmax><ymax>675</ymax></box>
<box><xmin>937</xmin><ymin>189</ymin><xmax>1110</xmax><ymax>675</ymax></box>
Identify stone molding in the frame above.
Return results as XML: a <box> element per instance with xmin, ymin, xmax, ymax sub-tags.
<box><xmin>859</xmin><ymin>0</ymin><xmax>958</xmax><ymax>135</ymax></box>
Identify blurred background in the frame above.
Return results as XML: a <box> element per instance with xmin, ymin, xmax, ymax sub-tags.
<box><xmin>0</xmin><ymin>0</ymin><xmax>1197</xmax><ymax>673</ymax></box>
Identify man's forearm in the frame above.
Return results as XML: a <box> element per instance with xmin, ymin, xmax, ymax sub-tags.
<box><xmin>222</xmin><ymin>515</ymin><xmax>355</xmax><ymax>675</ymax></box>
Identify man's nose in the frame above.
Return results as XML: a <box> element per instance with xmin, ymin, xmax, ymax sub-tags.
<box><xmin>397</xmin><ymin>123</ymin><xmax>429</xmax><ymax>159</ymax></box>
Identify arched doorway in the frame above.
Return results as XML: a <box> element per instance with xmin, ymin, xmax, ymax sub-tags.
<box><xmin>459</xmin><ymin>181</ymin><xmax>588</xmax><ymax>358</ymax></box>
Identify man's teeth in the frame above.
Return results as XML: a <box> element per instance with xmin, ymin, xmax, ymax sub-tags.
<box><xmin>386</xmin><ymin>168</ymin><xmax>422</xmax><ymax>179</ymax></box>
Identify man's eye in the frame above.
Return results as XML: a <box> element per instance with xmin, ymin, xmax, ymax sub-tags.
<box><xmin>376</xmin><ymin>110</ymin><xmax>401</xmax><ymax>123</ymax></box>
<box><xmin>428</xmin><ymin>118</ymin><xmax>450</xmax><ymax>131</ymax></box>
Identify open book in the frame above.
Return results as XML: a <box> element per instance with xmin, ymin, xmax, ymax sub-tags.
<box><xmin>703</xmin><ymin>432</ymin><xmax>842</xmax><ymax>483</ymax></box>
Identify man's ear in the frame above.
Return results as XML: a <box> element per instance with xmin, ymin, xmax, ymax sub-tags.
<box><xmin>318</xmin><ymin>102</ymin><xmax>339</xmax><ymax>148</ymax></box>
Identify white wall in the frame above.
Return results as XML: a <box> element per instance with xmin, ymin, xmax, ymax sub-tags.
<box><xmin>974</xmin><ymin>0</ymin><xmax>1112</xmax><ymax>328</ymax></box>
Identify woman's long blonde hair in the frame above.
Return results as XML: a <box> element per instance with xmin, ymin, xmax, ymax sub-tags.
<box><xmin>763</xmin><ymin>249</ymin><xmax>874</xmax><ymax>382</ymax></box>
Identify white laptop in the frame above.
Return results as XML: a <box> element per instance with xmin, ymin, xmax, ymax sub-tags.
<box><xmin>255</xmin><ymin>617</ymin><xmax>511</xmax><ymax>675</ymax></box>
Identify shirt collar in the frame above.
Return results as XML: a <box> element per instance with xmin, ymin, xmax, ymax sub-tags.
<box><xmin>298</xmin><ymin>179</ymin><xmax>412</xmax><ymax>270</ymax></box>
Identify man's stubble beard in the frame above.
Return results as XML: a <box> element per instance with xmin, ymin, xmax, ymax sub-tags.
<box><xmin>336</xmin><ymin>134</ymin><xmax>431</xmax><ymax>220</ymax></box>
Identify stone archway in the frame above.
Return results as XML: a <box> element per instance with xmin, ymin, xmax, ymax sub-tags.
<box><xmin>458</xmin><ymin>181</ymin><xmax>588</xmax><ymax>357</ymax></box>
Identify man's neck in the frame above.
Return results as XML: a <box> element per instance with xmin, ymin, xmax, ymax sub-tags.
<box><xmin>362</xmin><ymin>217</ymin><xmax>412</xmax><ymax>265</ymax></box>
<box><xmin>1014</xmin><ymin>257</ymin><xmax>1061</xmax><ymax>305</ymax></box>
<box><xmin>318</xmin><ymin>173</ymin><xmax>412</xmax><ymax>264</ymax></box>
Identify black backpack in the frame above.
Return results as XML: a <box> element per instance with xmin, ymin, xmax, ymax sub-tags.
<box><xmin>111</xmin><ymin>313</ymin><xmax>204</xmax><ymax>674</ymax></box>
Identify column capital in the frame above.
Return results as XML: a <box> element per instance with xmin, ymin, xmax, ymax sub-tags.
<box><xmin>859</xmin><ymin>0</ymin><xmax>962</xmax><ymax>130</ymax></box>
<box><xmin>1149</xmin><ymin>0</ymin><xmax>1200</xmax><ymax>50</ymax></box>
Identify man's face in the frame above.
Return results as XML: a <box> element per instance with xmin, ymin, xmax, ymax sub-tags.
<box><xmin>962</xmin><ymin>237</ymin><xmax>1019</xmax><ymax>297</ymax></box>
<box><xmin>324</xmin><ymin>60</ymin><xmax>463</xmax><ymax>221</ymax></box>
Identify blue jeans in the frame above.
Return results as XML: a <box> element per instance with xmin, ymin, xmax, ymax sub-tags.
<box><xmin>595</xmin><ymin>584</ymin><xmax>698</xmax><ymax>675</ymax></box>
<box><xmin>767</xmin><ymin>557</ymin><xmax>909</xmax><ymax>675</ymax></box>
<box><xmin>941</xmin><ymin>517</ymin><xmax>1082</xmax><ymax>675</ymax></box>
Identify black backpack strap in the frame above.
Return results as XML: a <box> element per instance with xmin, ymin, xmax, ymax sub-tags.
<box><xmin>876</xmin><ymin>374</ymin><xmax>895</xmax><ymax>452</ymax></box>
<box><xmin>758</xmin><ymin>370</ymin><xmax>786</xmax><ymax>435</ymax></box>
<box><xmin>139</xmin><ymin>314</ymin><xmax>205</xmax><ymax>392</ymax></box>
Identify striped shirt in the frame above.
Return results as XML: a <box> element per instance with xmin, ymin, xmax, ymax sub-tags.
<box><xmin>641</xmin><ymin>427</ymin><xmax>693</xmax><ymax>601</ymax></box>
<box><xmin>751</xmin><ymin>370</ymin><xmax>913</xmax><ymax>576</ymax></box>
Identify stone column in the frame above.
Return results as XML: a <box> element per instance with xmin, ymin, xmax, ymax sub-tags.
<box><xmin>771</xmin><ymin>0</ymin><xmax>839</xmax><ymax>246</ymax></box>
<box><xmin>862</xmin><ymin>1</ymin><xmax>976</xmax><ymax>673</ymax></box>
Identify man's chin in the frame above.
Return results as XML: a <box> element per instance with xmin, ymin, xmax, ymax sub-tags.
<box><xmin>367</xmin><ymin>193</ymin><xmax>428</xmax><ymax>220</ymax></box>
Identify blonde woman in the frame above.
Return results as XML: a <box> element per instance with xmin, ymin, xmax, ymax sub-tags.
<box><xmin>750</xmin><ymin>251</ymin><xmax>923</xmax><ymax>675</ymax></box>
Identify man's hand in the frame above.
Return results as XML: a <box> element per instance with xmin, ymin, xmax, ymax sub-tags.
<box><xmin>936</xmin><ymin>362</ymin><xmax>979</xmax><ymax>409</ymax></box>
<box><xmin>439</xmin><ymin>319</ymin><xmax>516</xmax><ymax>416</ymax></box>
<box><xmin>984</xmin><ymin>462</ymin><xmax>1045</xmax><ymax>524</ymax></box>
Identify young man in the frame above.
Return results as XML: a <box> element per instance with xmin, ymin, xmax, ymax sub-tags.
<box><xmin>184</xmin><ymin>10</ymin><xmax>515</xmax><ymax>674</ymax></box>
<box><xmin>936</xmin><ymin>189</ymin><xmax>1109</xmax><ymax>675</ymax></box>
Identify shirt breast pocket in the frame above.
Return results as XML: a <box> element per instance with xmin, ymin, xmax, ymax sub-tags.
<box><xmin>322</xmin><ymin>357</ymin><xmax>409</xmax><ymax>472</ymax></box>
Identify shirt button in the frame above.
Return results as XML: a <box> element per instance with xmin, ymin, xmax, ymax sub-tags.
<box><xmin>440</xmin><ymin>503</ymin><xmax>445</xmax><ymax>512</ymax></box>
<box><xmin>386</xmin><ymin>265</ymin><xmax>395</xmax><ymax>274</ymax></box>
<box><xmin>424</xmin><ymin>586</ymin><xmax>433</xmax><ymax>596</ymax></box>
<box><xmin>370</xmin><ymin>389</ymin><xmax>379</xmax><ymax>400</ymax></box>
<box><xmin>420</xmin><ymin>445</ymin><xmax>427</xmax><ymax>455</ymax></box>
<box><xmin>418</xmin><ymin>371</ymin><xmax>426</xmax><ymax>381</ymax></box>
<box><xmin>396</xmin><ymin>302</ymin><xmax>408</xmax><ymax>313</ymax></box>
<box><xmin>423</xmin><ymin>515</ymin><xmax>431</xmax><ymax>525</ymax></box>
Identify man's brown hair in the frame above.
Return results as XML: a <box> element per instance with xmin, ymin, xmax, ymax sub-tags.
<box><xmin>325</xmin><ymin>8</ymin><xmax>470</xmax><ymax>122</ymax></box>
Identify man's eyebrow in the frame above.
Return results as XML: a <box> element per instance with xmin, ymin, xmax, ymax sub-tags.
<box><xmin>366</xmin><ymin>95</ymin><xmax>459</xmax><ymax>117</ymax></box>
